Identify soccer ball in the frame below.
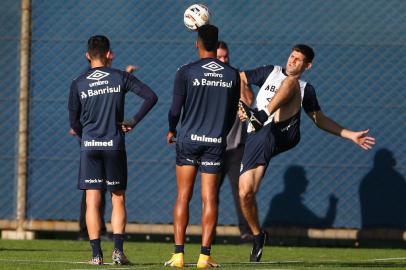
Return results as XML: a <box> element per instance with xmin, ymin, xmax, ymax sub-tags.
<box><xmin>183</xmin><ymin>4</ymin><xmax>210</xmax><ymax>31</ymax></box>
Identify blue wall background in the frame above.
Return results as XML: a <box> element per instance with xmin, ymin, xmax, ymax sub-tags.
<box><xmin>0</xmin><ymin>0</ymin><xmax>405</xmax><ymax>229</ymax></box>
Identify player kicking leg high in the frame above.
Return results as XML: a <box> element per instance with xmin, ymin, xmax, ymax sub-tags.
<box><xmin>238</xmin><ymin>44</ymin><xmax>375</xmax><ymax>262</ymax></box>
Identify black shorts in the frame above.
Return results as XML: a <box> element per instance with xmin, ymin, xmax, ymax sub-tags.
<box><xmin>240</xmin><ymin>111</ymin><xmax>301</xmax><ymax>175</ymax></box>
<box><xmin>176</xmin><ymin>142</ymin><xmax>225</xmax><ymax>173</ymax></box>
<box><xmin>78</xmin><ymin>150</ymin><xmax>127</xmax><ymax>191</ymax></box>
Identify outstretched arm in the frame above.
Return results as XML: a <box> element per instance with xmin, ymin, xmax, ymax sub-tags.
<box><xmin>307</xmin><ymin>110</ymin><xmax>375</xmax><ymax>150</ymax></box>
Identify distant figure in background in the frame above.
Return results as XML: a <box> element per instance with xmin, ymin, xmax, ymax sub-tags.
<box><xmin>263</xmin><ymin>165</ymin><xmax>337</xmax><ymax>228</ymax></box>
<box><xmin>359</xmin><ymin>149</ymin><xmax>406</xmax><ymax>228</ymax></box>
<box><xmin>216</xmin><ymin>41</ymin><xmax>253</xmax><ymax>241</ymax></box>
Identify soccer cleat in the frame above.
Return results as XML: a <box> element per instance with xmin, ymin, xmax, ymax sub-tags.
<box><xmin>89</xmin><ymin>255</ymin><xmax>103</xmax><ymax>265</ymax></box>
<box><xmin>164</xmin><ymin>252</ymin><xmax>184</xmax><ymax>268</ymax></box>
<box><xmin>238</xmin><ymin>100</ymin><xmax>268</xmax><ymax>132</ymax></box>
<box><xmin>197</xmin><ymin>254</ymin><xmax>220</xmax><ymax>268</ymax></box>
<box><xmin>250</xmin><ymin>230</ymin><xmax>267</xmax><ymax>262</ymax></box>
<box><xmin>112</xmin><ymin>248</ymin><xmax>131</xmax><ymax>265</ymax></box>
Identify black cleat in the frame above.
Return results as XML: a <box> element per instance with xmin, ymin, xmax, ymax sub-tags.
<box><xmin>250</xmin><ymin>231</ymin><xmax>267</xmax><ymax>262</ymax></box>
<box><xmin>238</xmin><ymin>100</ymin><xmax>268</xmax><ymax>132</ymax></box>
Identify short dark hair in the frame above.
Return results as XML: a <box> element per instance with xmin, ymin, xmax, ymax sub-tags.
<box><xmin>292</xmin><ymin>44</ymin><xmax>315</xmax><ymax>63</ymax></box>
<box><xmin>198</xmin><ymin>24</ymin><xmax>218</xmax><ymax>52</ymax></box>
<box><xmin>87</xmin><ymin>35</ymin><xmax>110</xmax><ymax>59</ymax></box>
<box><xmin>217</xmin><ymin>40</ymin><xmax>228</xmax><ymax>50</ymax></box>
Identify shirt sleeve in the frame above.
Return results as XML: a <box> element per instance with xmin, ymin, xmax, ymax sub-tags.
<box><xmin>244</xmin><ymin>65</ymin><xmax>274</xmax><ymax>87</ymax></box>
<box><xmin>123</xmin><ymin>72</ymin><xmax>158</xmax><ymax>126</ymax></box>
<box><xmin>168</xmin><ymin>67</ymin><xmax>187</xmax><ymax>132</ymax></box>
<box><xmin>225</xmin><ymin>70</ymin><xmax>241</xmax><ymax>134</ymax></box>
<box><xmin>68</xmin><ymin>80</ymin><xmax>82</xmax><ymax>137</ymax></box>
<box><xmin>302</xmin><ymin>83</ymin><xmax>321</xmax><ymax>113</ymax></box>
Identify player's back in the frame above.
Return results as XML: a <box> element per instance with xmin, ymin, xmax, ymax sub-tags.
<box><xmin>177</xmin><ymin>58</ymin><xmax>240</xmax><ymax>146</ymax></box>
<box><xmin>72</xmin><ymin>67</ymin><xmax>127</xmax><ymax>150</ymax></box>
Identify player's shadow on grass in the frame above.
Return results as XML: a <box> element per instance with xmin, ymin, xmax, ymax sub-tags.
<box><xmin>359</xmin><ymin>148</ymin><xmax>406</xmax><ymax>229</ymax></box>
<box><xmin>262</xmin><ymin>165</ymin><xmax>337</xmax><ymax>228</ymax></box>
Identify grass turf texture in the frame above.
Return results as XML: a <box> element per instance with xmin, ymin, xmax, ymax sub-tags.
<box><xmin>0</xmin><ymin>240</ymin><xmax>405</xmax><ymax>269</ymax></box>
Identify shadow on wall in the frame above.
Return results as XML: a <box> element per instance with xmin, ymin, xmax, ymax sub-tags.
<box><xmin>359</xmin><ymin>148</ymin><xmax>406</xmax><ymax>229</ymax></box>
<box><xmin>262</xmin><ymin>165</ymin><xmax>338</xmax><ymax>228</ymax></box>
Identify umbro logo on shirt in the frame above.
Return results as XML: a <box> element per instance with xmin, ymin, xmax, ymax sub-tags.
<box><xmin>87</xmin><ymin>70</ymin><xmax>110</xmax><ymax>81</ymax></box>
<box><xmin>202</xmin><ymin>61</ymin><xmax>224</xmax><ymax>72</ymax></box>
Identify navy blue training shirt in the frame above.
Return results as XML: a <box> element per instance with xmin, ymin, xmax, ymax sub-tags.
<box><xmin>168</xmin><ymin>58</ymin><xmax>240</xmax><ymax>146</ymax></box>
<box><xmin>68</xmin><ymin>66</ymin><xmax>158</xmax><ymax>151</ymax></box>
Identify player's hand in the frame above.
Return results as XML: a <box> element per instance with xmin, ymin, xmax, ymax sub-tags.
<box><xmin>119</xmin><ymin>119</ymin><xmax>137</xmax><ymax>133</ymax></box>
<box><xmin>350</xmin><ymin>129</ymin><xmax>375</xmax><ymax>150</ymax></box>
<box><xmin>167</xmin><ymin>131</ymin><xmax>176</xmax><ymax>144</ymax></box>
<box><xmin>121</xmin><ymin>124</ymin><xmax>133</xmax><ymax>133</ymax></box>
<box><xmin>238</xmin><ymin>104</ymin><xmax>248</xmax><ymax>122</ymax></box>
<box><xmin>69</xmin><ymin>128</ymin><xmax>76</xmax><ymax>136</ymax></box>
<box><xmin>126</xmin><ymin>65</ymin><xmax>138</xmax><ymax>73</ymax></box>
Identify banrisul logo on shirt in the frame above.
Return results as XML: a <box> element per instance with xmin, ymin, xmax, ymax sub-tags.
<box><xmin>81</xmin><ymin>69</ymin><xmax>121</xmax><ymax>99</ymax></box>
<box><xmin>193</xmin><ymin>61</ymin><xmax>232</xmax><ymax>88</ymax></box>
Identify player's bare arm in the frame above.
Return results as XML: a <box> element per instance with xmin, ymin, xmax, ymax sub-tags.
<box><xmin>307</xmin><ymin>110</ymin><xmax>376</xmax><ymax>150</ymax></box>
<box><xmin>239</xmin><ymin>71</ymin><xmax>254</xmax><ymax>106</ymax></box>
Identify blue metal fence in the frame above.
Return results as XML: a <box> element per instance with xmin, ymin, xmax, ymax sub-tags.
<box><xmin>1</xmin><ymin>0</ymin><xmax>405</xmax><ymax>229</ymax></box>
<box><xmin>0</xmin><ymin>0</ymin><xmax>20</xmax><ymax>219</ymax></box>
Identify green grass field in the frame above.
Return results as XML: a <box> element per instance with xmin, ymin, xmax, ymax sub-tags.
<box><xmin>0</xmin><ymin>239</ymin><xmax>405</xmax><ymax>270</ymax></box>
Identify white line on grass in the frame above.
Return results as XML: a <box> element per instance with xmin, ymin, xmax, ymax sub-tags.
<box><xmin>0</xmin><ymin>258</ymin><xmax>143</xmax><ymax>267</ymax></box>
<box><xmin>0</xmin><ymin>258</ymin><xmax>91</xmax><ymax>264</ymax></box>
<box><xmin>369</xmin><ymin>257</ymin><xmax>406</xmax><ymax>261</ymax></box>
<box><xmin>0</xmin><ymin>258</ymin><xmax>157</xmax><ymax>269</ymax></box>
<box><xmin>219</xmin><ymin>260</ymin><xmax>305</xmax><ymax>265</ymax></box>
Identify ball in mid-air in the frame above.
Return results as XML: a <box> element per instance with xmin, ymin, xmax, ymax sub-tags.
<box><xmin>184</xmin><ymin>4</ymin><xmax>210</xmax><ymax>31</ymax></box>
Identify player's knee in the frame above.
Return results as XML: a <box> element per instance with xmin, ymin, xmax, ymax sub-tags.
<box><xmin>202</xmin><ymin>193</ymin><xmax>217</xmax><ymax>206</ymax></box>
<box><xmin>239</xmin><ymin>188</ymin><xmax>255</xmax><ymax>203</ymax></box>
<box><xmin>176</xmin><ymin>192</ymin><xmax>193</xmax><ymax>204</ymax></box>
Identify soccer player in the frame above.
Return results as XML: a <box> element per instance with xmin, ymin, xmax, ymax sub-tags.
<box><xmin>216</xmin><ymin>41</ymin><xmax>254</xmax><ymax>241</ymax></box>
<box><xmin>165</xmin><ymin>25</ymin><xmax>240</xmax><ymax>268</ymax></box>
<box><xmin>68</xmin><ymin>35</ymin><xmax>158</xmax><ymax>265</ymax></box>
<box><xmin>238</xmin><ymin>44</ymin><xmax>375</xmax><ymax>262</ymax></box>
<box><xmin>75</xmin><ymin>63</ymin><xmax>138</xmax><ymax>241</ymax></box>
